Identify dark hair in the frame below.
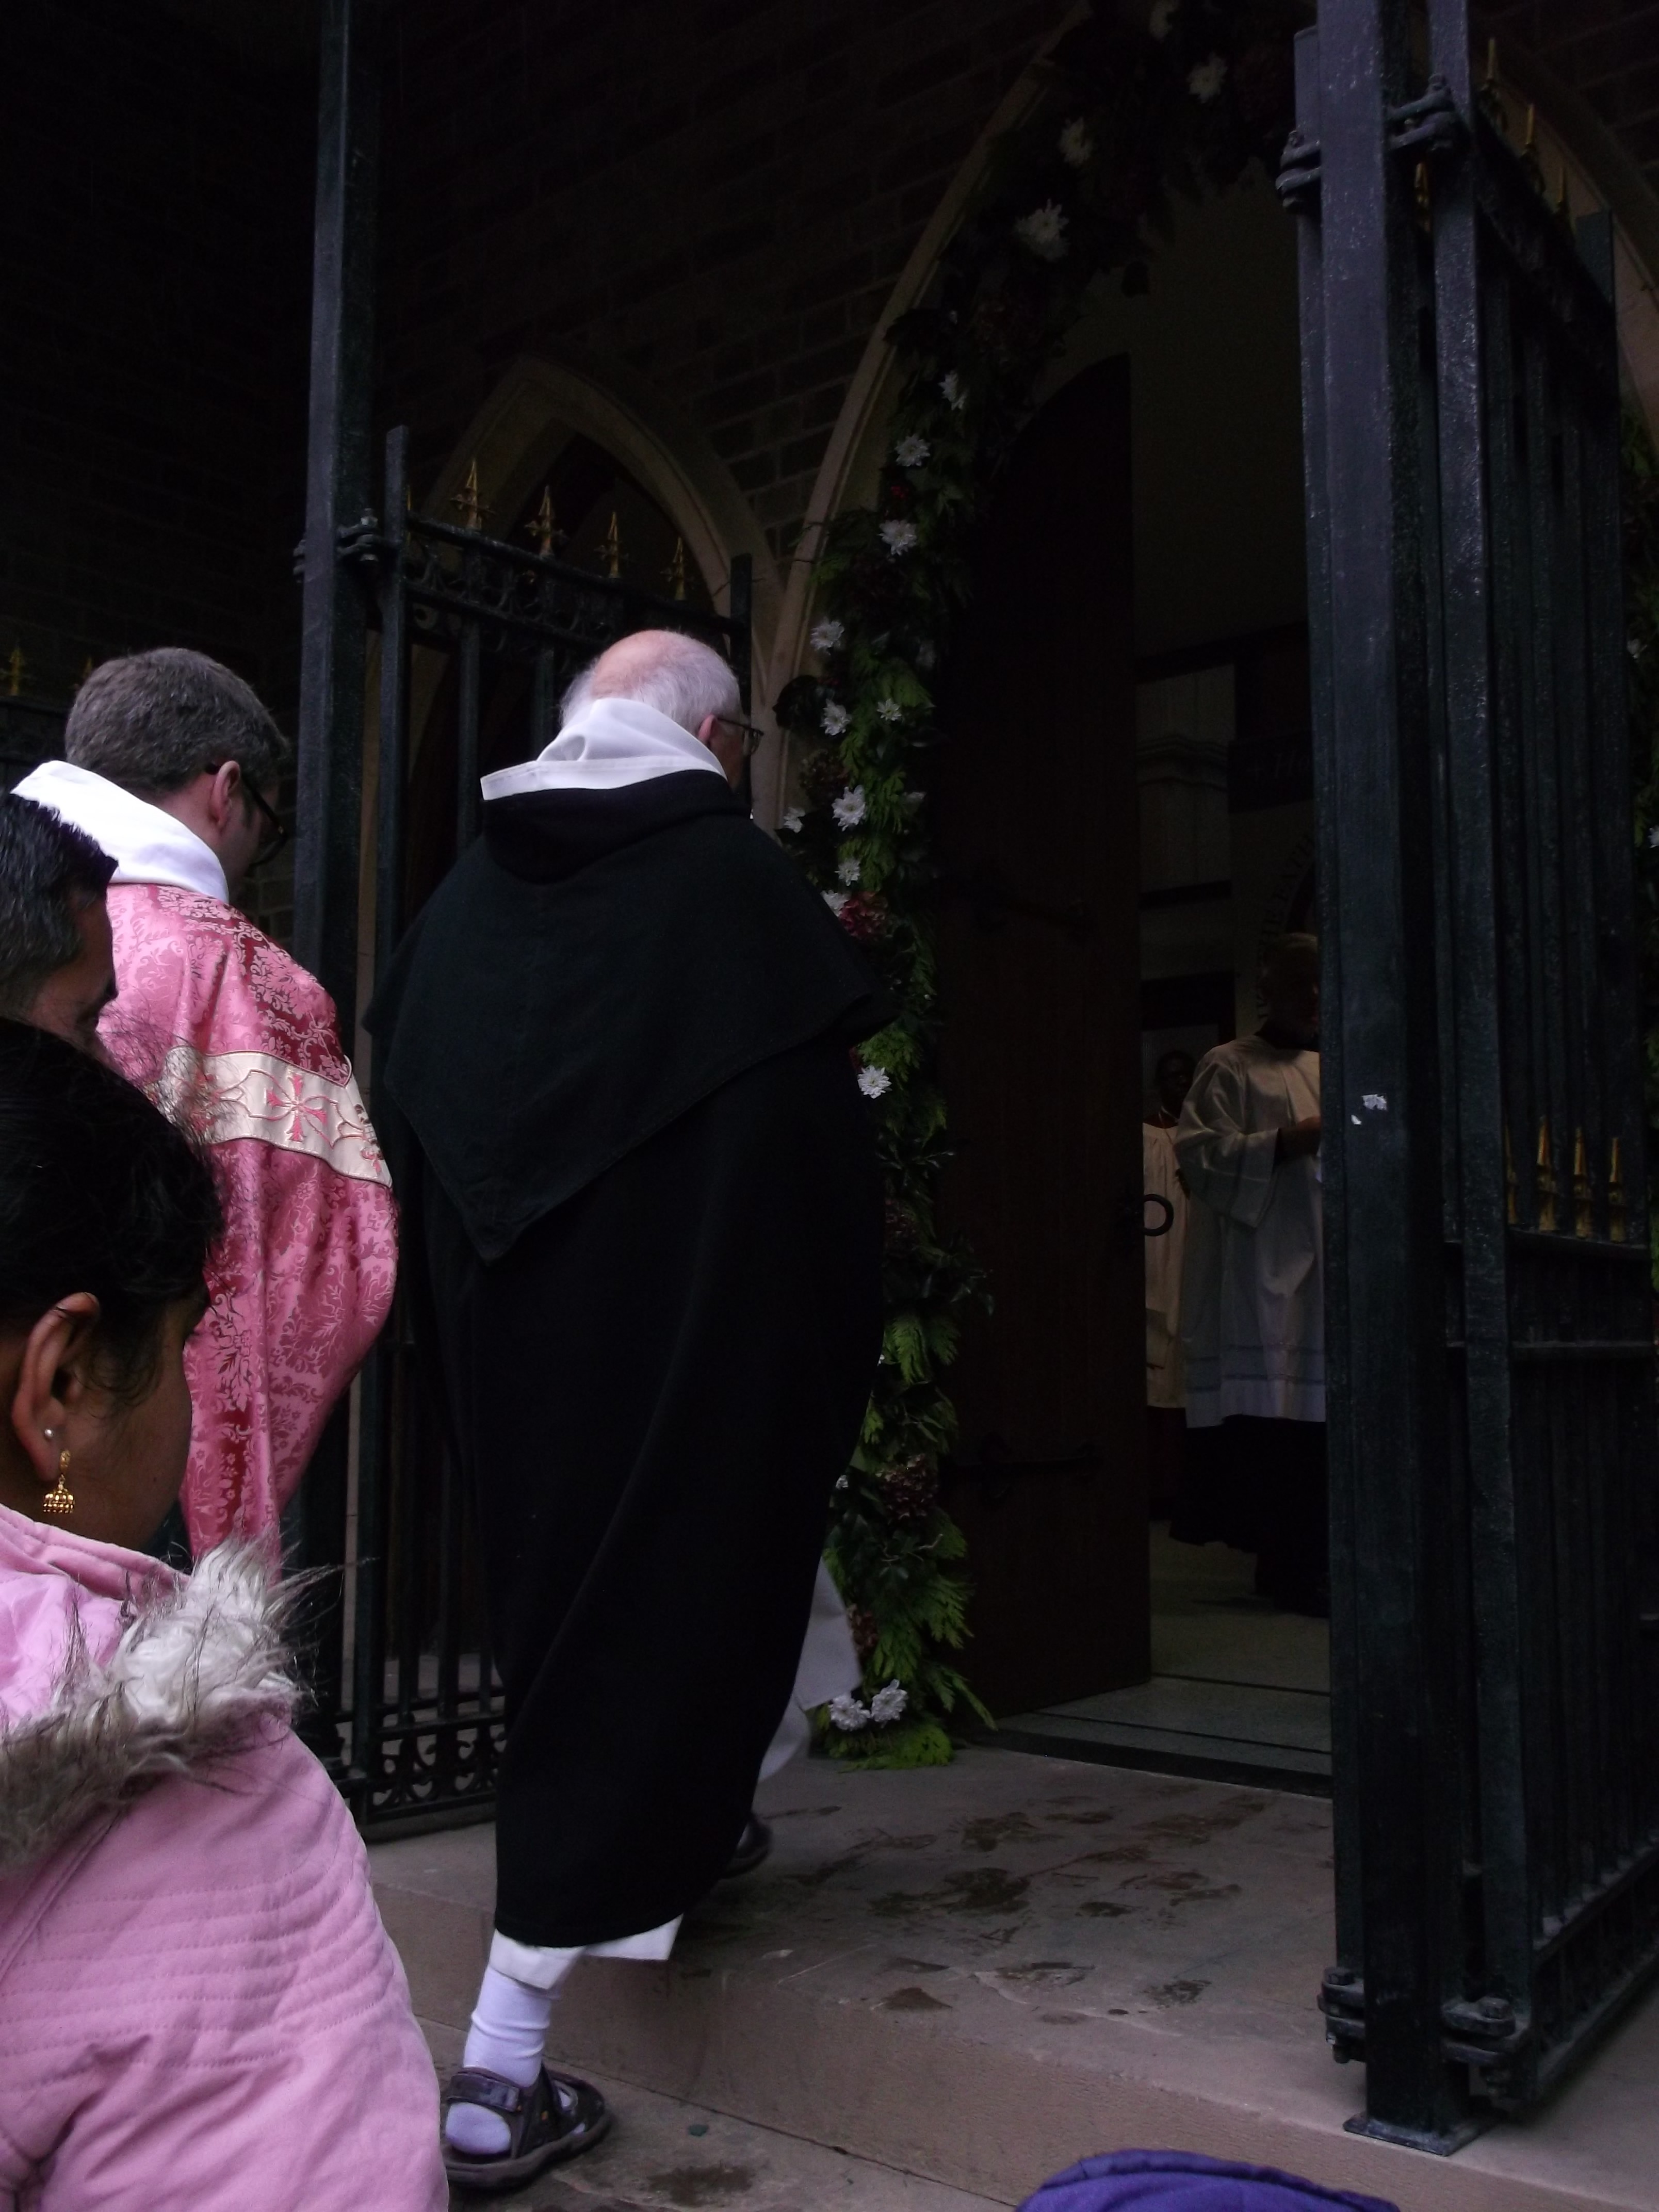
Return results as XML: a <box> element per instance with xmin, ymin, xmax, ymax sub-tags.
<box><xmin>64</xmin><ymin>647</ymin><xmax>291</xmax><ymax>798</ymax></box>
<box><xmin>0</xmin><ymin>1019</ymin><xmax>222</xmax><ymax>1397</ymax></box>
<box><xmin>0</xmin><ymin>794</ymin><xmax>116</xmax><ymax>1021</ymax></box>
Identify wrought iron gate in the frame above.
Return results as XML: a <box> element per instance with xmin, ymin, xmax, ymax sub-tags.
<box><xmin>341</xmin><ymin>432</ymin><xmax>750</xmax><ymax>1833</ymax></box>
<box><xmin>289</xmin><ymin>0</ymin><xmax>752</xmax><ymax>1836</ymax></box>
<box><xmin>1283</xmin><ymin>0</ymin><xmax>1659</xmax><ymax>2147</ymax></box>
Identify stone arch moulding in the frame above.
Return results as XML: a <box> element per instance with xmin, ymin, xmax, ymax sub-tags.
<box><xmin>776</xmin><ymin>25</ymin><xmax>1659</xmax><ymax>783</ymax></box>
<box><xmin>405</xmin><ymin>350</ymin><xmax>788</xmax><ymax>818</ymax></box>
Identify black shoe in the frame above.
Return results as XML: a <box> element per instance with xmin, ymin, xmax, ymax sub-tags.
<box><xmin>441</xmin><ymin>2064</ymin><xmax>610</xmax><ymax>2195</ymax></box>
<box><xmin>722</xmin><ymin>1811</ymin><xmax>773</xmax><ymax>1879</ymax></box>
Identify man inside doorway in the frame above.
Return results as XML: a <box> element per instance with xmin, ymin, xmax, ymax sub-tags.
<box><xmin>369</xmin><ymin>628</ymin><xmax>886</xmax><ymax>2191</ymax></box>
<box><xmin>1143</xmin><ymin>1047</ymin><xmax>1195</xmax><ymax>1516</ymax></box>
<box><xmin>1174</xmin><ymin>934</ymin><xmax>1325</xmax><ymax>1613</ymax></box>
<box><xmin>15</xmin><ymin>649</ymin><xmax>397</xmax><ymax>1555</ymax></box>
<box><xmin>0</xmin><ymin>793</ymin><xmax>117</xmax><ymax>1053</ymax></box>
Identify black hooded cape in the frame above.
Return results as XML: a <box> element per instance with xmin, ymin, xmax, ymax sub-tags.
<box><xmin>367</xmin><ymin>771</ymin><xmax>886</xmax><ymax>1945</ymax></box>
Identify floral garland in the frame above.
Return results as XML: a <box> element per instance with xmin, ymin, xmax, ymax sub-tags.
<box><xmin>775</xmin><ymin>0</ymin><xmax>1305</xmax><ymax>1767</ymax></box>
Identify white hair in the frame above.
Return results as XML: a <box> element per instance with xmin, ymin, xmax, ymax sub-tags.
<box><xmin>561</xmin><ymin>628</ymin><xmax>740</xmax><ymax>736</ymax></box>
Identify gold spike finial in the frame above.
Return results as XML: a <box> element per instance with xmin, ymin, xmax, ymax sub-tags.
<box><xmin>1413</xmin><ymin>160</ymin><xmax>1432</xmax><ymax>230</ymax></box>
<box><xmin>526</xmin><ymin>488</ymin><xmax>559</xmax><ymax>558</ymax></box>
<box><xmin>1504</xmin><ymin>1125</ymin><xmax>1518</xmax><ymax>1226</ymax></box>
<box><xmin>1572</xmin><ymin>1130</ymin><xmax>1592</xmax><ymax>1238</ymax></box>
<box><xmin>450</xmin><ymin>458</ymin><xmax>490</xmax><ymax>533</ymax></box>
<box><xmin>666</xmin><ymin>536</ymin><xmax>688</xmax><ymax>600</ymax></box>
<box><xmin>1479</xmin><ymin>39</ymin><xmax>1505</xmax><ymax>130</ymax></box>
<box><xmin>1608</xmin><ymin>1137</ymin><xmax>1628</xmax><ymax>1243</ymax></box>
<box><xmin>6</xmin><ymin>646</ymin><xmax>23</xmax><ymax>697</ymax></box>
<box><xmin>601</xmin><ymin>512</ymin><xmax>622</xmax><ymax>578</ymax></box>
<box><xmin>1536</xmin><ymin>1117</ymin><xmax>1558</xmax><ymax>1233</ymax></box>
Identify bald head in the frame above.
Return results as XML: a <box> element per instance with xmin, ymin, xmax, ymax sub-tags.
<box><xmin>1260</xmin><ymin>933</ymin><xmax>1319</xmax><ymax>1044</ymax></box>
<box><xmin>564</xmin><ymin>629</ymin><xmax>740</xmax><ymax>737</ymax></box>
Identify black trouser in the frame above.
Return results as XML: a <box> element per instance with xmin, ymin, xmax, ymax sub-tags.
<box><xmin>1172</xmin><ymin>1414</ymin><xmax>1328</xmax><ymax>1603</ymax></box>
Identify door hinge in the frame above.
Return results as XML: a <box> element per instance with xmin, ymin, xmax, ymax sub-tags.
<box><xmin>1441</xmin><ymin>1993</ymin><xmax>1531</xmax><ymax>2086</ymax></box>
<box><xmin>1278</xmin><ymin>75</ymin><xmax>1464</xmax><ymax>214</ymax></box>
<box><xmin>1319</xmin><ymin>1965</ymin><xmax>1365</xmax><ymax>2062</ymax></box>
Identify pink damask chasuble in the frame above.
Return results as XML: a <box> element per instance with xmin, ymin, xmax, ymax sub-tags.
<box><xmin>101</xmin><ymin>885</ymin><xmax>398</xmax><ymax>1552</ymax></box>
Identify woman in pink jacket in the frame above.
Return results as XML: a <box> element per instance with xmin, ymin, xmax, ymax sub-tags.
<box><xmin>0</xmin><ymin>1019</ymin><xmax>445</xmax><ymax>2211</ymax></box>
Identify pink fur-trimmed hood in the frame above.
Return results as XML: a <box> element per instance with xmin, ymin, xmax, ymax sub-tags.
<box><xmin>0</xmin><ymin>1507</ymin><xmax>295</xmax><ymax>1874</ymax></box>
<box><xmin>0</xmin><ymin>1504</ymin><xmax>446</xmax><ymax>2210</ymax></box>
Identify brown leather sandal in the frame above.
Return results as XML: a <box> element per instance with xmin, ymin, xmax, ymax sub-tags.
<box><xmin>442</xmin><ymin>2064</ymin><xmax>610</xmax><ymax>2195</ymax></box>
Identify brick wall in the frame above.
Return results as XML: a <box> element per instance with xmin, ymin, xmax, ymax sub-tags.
<box><xmin>380</xmin><ymin>0</ymin><xmax>1064</xmax><ymax>565</ymax></box>
<box><xmin>3</xmin><ymin>2</ymin><xmax>315</xmax><ymax>727</ymax></box>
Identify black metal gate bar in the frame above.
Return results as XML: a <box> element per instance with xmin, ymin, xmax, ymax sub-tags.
<box><xmin>1289</xmin><ymin>0</ymin><xmax>1659</xmax><ymax>2141</ymax></box>
<box><xmin>1295</xmin><ymin>0</ymin><xmax>1472</xmax><ymax>2150</ymax></box>
<box><xmin>291</xmin><ymin>0</ymin><xmax>380</xmax><ymax>1755</ymax></box>
<box><xmin>332</xmin><ymin>426</ymin><xmax>753</xmax><ymax>1831</ymax></box>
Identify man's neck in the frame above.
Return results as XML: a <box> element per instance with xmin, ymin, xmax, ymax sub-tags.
<box><xmin>1258</xmin><ymin>1019</ymin><xmax>1316</xmax><ymax>1052</ymax></box>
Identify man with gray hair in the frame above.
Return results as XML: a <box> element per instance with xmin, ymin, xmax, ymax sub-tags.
<box><xmin>369</xmin><ymin>628</ymin><xmax>886</xmax><ymax>2190</ymax></box>
<box><xmin>16</xmin><ymin>649</ymin><xmax>396</xmax><ymax>1555</ymax></box>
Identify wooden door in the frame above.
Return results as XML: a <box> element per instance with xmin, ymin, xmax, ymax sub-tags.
<box><xmin>935</xmin><ymin>355</ymin><xmax>1149</xmax><ymax>1716</ymax></box>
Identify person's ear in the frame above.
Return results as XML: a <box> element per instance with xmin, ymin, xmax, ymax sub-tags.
<box><xmin>694</xmin><ymin>712</ymin><xmax>720</xmax><ymax>753</ymax></box>
<box><xmin>8</xmin><ymin>1293</ymin><xmax>101</xmax><ymax>1484</ymax></box>
<box><xmin>209</xmin><ymin>759</ymin><xmax>244</xmax><ymax>831</ymax></box>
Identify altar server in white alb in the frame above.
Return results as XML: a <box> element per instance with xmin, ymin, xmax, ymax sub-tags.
<box><xmin>1175</xmin><ymin>934</ymin><xmax>1326</xmax><ymax>1613</ymax></box>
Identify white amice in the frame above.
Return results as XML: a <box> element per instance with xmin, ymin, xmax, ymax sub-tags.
<box><xmin>1175</xmin><ymin>1033</ymin><xmax>1324</xmax><ymax>1427</ymax></box>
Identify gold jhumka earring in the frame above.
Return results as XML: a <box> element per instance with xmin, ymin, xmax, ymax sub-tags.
<box><xmin>43</xmin><ymin>1446</ymin><xmax>74</xmax><ymax>1518</ymax></box>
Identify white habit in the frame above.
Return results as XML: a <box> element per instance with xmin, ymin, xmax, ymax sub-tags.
<box><xmin>1175</xmin><ymin>1034</ymin><xmax>1324</xmax><ymax>1428</ymax></box>
<box><xmin>1142</xmin><ymin>1121</ymin><xmax>1189</xmax><ymax>1409</ymax></box>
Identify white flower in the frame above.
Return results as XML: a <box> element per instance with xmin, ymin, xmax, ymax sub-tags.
<box><xmin>821</xmin><ymin>700</ymin><xmax>850</xmax><ymax>737</ymax></box>
<box><xmin>1014</xmin><ymin>201</ymin><xmax>1069</xmax><ymax>262</ymax></box>
<box><xmin>857</xmin><ymin>1065</ymin><xmax>891</xmax><ymax>1100</ymax></box>
<box><xmin>1648</xmin><ymin>825</ymin><xmax>1659</xmax><ymax>849</ymax></box>
<box><xmin>940</xmin><ymin>371</ymin><xmax>965</xmax><ymax>411</ymax></box>
<box><xmin>894</xmin><ymin>434</ymin><xmax>931</xmax><ymax>468</ymax></box>
<box><xmin>1058</xmin><ymin>118</ymin><xmax>1095</xmax><ymax>168</ymax></box>
<box><xmin>811</xmin><ymin>618</ymin><xmax>844</xmax><ymax>653</ymax></box>
<box><xmin>880</xmin><ymin>518</ymin><xmax>919</xmax><ymax>556</ymax></box>
<box><xmin>876</xmin><ymin>696</ymin><xmax>903</xmax><ymax>723</ymax></box>
<box><xmin>780</xmin><ymin>805</ymin><xmax>804</xmax><ymax>835</ymax></box>
<box><xmin>828</xmin><ymin>1693</ymin><xmax>871</xmax><ymax>1732</ymax></box>
<box><xmin>823</xmin><ymin>889</ymin><xmax>850</xmax><ymax>916</ymax></box>
<box><xmin>1631</xmin><ymin>636</ymin><xmax>1648</xmax><ymax>661</ymax></box>
<box><xmin>837</xmin><ymin>854</ymin><xmax>862</xmax><ymax>886</ymax></box>
<box><xmin>832</xmin><ymin>785</ymin><xmax>867</xmax><ymax>829</ymax></box>
<box><xmin>904</xmin><ymin>789</ymin><xmax>925</xmax><ymax>810</ymax></box>
<box><xmin>914</xmin><ymin>640</ymin><xmax>937</xmax><ymax>671</ymax></box>
<box><xmin>1149</xmin><ymin>0</ymin><xmax>1179</xmax><ymax>37</ymax></box>
<box><xmin>869</xmin><ymin>1680</ymin><xmax>908</xmax><ymax>1726</ymax></box>
<box><xmin>1188</xmin><ymin>53</ymin><xmax>1227</xmax><ymax>102</ymax></box>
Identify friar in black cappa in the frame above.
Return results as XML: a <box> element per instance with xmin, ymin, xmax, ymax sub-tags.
<box><xmin>366</xmin><ymin>629</ymin><xmax>886</xmax><ymax>2195</ymax></box>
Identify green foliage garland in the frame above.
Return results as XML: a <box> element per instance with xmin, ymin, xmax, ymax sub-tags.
<box><xmin>775</xmin><ymin>1</ymin><xmax>1304</xmax><ymax>1767</ymax></box>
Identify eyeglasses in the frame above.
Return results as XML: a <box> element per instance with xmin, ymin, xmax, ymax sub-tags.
<box><xmin>714</xmin><ymin>715</ymin><xmax>767</xmax><ymax>760</ymax></box>
<box><xmin>207</xmin><ymin>765</ymin><xmax>290</xmax><ymax>869</ymax></box>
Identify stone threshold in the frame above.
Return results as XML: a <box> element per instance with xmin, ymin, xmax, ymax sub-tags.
<box><xmin>372</xmin><ymin>1748</ymin><xmax>1659</xmax><ymax>2212</ymax></box>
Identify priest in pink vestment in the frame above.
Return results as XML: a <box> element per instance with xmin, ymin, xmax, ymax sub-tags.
<box><xmin>17</xmin><ymin>648</ymin><xmax>396</xmax><ymax>1553</ymax></box>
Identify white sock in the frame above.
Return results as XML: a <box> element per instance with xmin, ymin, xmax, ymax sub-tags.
<box><xmin>444</xmin><ymin>1966</ymin><xmax>558</xmax><ymax>2156</ymax></box>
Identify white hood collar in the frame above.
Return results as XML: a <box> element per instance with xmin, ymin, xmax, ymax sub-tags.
<box><xmin>480</xmin><ymin>695</ymin><xmax>726</xmax><ymax>801</ymax></box>
<box><xmin>13</xmin><ymin>759</ymin><xmax>228</xmax><ymax>902</ymax></box>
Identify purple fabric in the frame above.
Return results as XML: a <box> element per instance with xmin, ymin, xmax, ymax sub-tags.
<box><xmin>1019</xmin><ymin>2151</ymin><xmax>1399</xmax><ymax>2212</ymax></box>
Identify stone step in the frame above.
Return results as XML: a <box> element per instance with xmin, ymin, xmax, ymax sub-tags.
<box><xmin>372</xmin><ymin>1748</ymin><xmax>1659</xmax><ymax>2212</ymax></box>
<box><xmin>426</xmin><ymin>2064</ymin><xmax>1009</xmax><ymax>2211</ymax></box>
